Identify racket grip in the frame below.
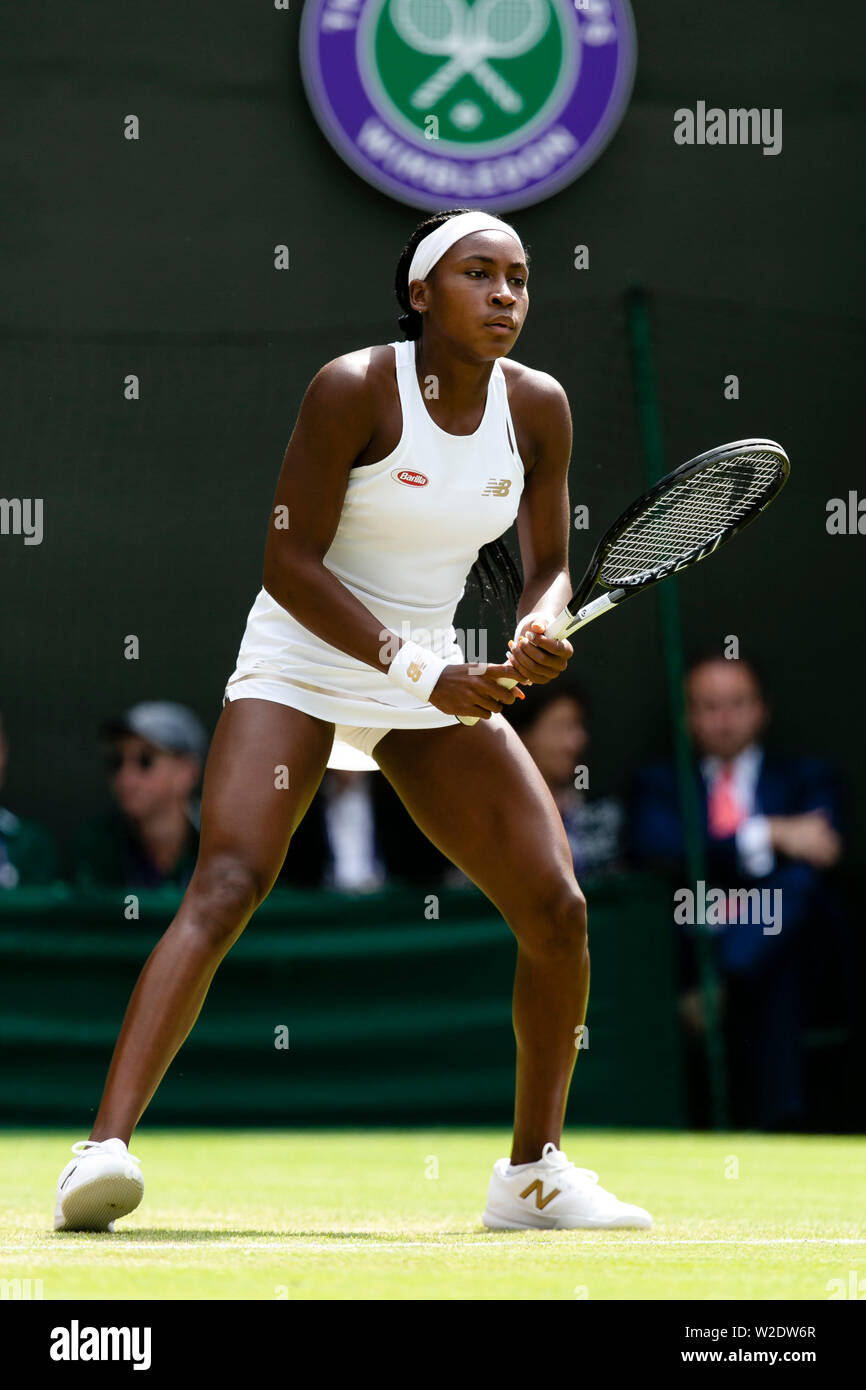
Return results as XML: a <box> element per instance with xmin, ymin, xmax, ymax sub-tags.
<box><xmin>545</xmin><ymin>607</ymin><xmax>576</xmax><ymax>640</ymax></box>
<box><xmin>457</xmin><ymin>676</ymin><xmax>518</xmax><ymax>727</ymax></box>
<box><xmin>456</xmin><ymin>607</ymin><xmax>575</xmax><ymax>726</ymax></box>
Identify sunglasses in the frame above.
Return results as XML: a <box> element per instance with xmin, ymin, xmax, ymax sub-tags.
<box><xmin>104</xmin><ymin>749</ymin><xmax>161</xmax><ymax>773</ymax></box>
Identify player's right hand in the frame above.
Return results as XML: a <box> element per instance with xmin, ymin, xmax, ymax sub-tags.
<box><xmin>427</xmin><ymin>662</ymin><xmax>526</xmax><ymax>719</ymax></box>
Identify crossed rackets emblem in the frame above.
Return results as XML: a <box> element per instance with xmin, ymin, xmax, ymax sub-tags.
<box><xmin>391</xmin><ymin>0</ymin><xmax>551</xmax><ymax>114</ymax></box>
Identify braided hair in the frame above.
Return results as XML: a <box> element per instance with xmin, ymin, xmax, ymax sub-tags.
<box><xmin>394</xmin><ymin>207</ymin><xmax>527</xmax><ymax>625</ymax></box>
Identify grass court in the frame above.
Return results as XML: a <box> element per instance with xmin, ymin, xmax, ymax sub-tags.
<box><xmin>2</xmin><ymin>1129</ymin><xmax>863</xmax><ymax>1300</ymax></box>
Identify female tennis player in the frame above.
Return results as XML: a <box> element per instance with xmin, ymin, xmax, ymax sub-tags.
<box><xmin>54</xmin><ymin>207</ymin><xmax>651</xmax><ymax>1232</ymax></box>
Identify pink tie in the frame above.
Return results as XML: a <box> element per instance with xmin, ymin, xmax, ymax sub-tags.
<box><xmin>707</xmin><ymin>765</ymin><xmax>745</xmax><ymax>839</ymax></box>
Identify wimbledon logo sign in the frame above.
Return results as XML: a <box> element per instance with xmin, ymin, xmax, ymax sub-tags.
<box><xmin>300</xmin><ymin>0</ymin><xmax>637</xmax><ymax>211</ymax></box>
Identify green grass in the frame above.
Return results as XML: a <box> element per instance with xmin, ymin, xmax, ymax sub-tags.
<box><xmin>1</xmin><ymin>1129</ymin><xmax>864</xmax><ymax>1299</ymax></box>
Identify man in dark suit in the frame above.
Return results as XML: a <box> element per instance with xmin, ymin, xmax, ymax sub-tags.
<box><xmin>629</xmin><ymin>654</ymin><xmax>846</xmax><ymax>1131</ymax></box>
<box><xmin>278</xmin><ymin>767</ymin><xmax>454</xmax><ymax>892</ymax></box>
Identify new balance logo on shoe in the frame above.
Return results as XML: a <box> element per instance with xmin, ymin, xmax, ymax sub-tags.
<box><xmin>519</xmin><ymin>1179</ymin><xmax>561</xmax><ymax>1210</ymax></box>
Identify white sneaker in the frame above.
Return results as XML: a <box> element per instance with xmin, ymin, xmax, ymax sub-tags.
<box><xmin>482</xmin><ymin>1141</ymin><xmax>652</xmax><ymax>1230</ymax></box>
<box><xmin>54</xmin><ymin>1138</ymin><xmax>144</xmax><ymax>1232</ymax></box>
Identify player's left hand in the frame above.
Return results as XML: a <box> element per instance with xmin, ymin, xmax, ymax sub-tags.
<box><xmin>505</xmin><ymin>620</ymin><xmax>573</xmax><ymax>686</ymax></box>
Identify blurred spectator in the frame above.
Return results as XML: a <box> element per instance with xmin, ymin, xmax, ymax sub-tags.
<box><xmin>630</xmin><ymin>654</ymin><xmax>848</xmax><ymax>1131</ymax></box>
<box><xmin>0</xmin><ymin>708</ymin><xmax>60</xmax><ymax>888</ymax></box>
<box><xmin>278</xmin><ymin>762</ymin><xmax>453</xmax><ymax>892</ymax></box>
<box><xmin>321</xmin><ymin>769</ymin><xmax>386</xmax><ymax>893</ymax></box>
<box><xmin>70</xmin><ymin>702</ymin><xmax>207</xmax><ymax>890</ymax></box>
<box><xmin>503</xmin><ymin>678</ymin><xmax>625</xmax><ymax>878</ymax></box>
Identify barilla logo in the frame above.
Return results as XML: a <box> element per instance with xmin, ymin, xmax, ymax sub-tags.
<box><xmin>391</xmin><ymin>469</ymin><xmax>429</xmax><ymax>487</ymax></box>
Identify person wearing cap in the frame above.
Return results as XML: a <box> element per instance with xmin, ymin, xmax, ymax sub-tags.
<box><xmin>0</xmin><ymin>707</ymin><xmax>61</xmax><ymax>889</ymax></box>
<box><xmin>69</xmin><ymin>702</ymin><xmax>208</xmax><ymax>891</ymax></box>
<box><xmin>54</xmin><ymin>208</ymin><xmax>652</xmax><ymax>1237</ymax></box>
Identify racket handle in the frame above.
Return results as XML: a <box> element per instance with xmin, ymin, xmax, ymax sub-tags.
<box><xmin>457</xmin><ymin>676</ymin><xmax>517</xmax><ymax>727</ymax></box>
<box><xmin>456</xmin><ymin>604</ymin><xmax>577</xmax><ymax>727</ymax></box>
<box><xmin>545</xmin><ymin>608</ymin><xmax>577</xmax><ymax>640</ymax></box>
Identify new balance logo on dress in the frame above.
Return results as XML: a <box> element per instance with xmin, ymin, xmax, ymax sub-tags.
<box><xmin>482</xmin><ymin>478</ymin><xmax>513</xmax><ymax>496</ymax></box>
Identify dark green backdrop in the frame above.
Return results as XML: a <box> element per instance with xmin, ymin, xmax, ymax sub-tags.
<box><xmin>1</xmin><ymin>1</ymin><xmax>863</xmax><ymax>847</ymax></box>
<box><xmin>0</xmin><ymin>878</ymin><xmax>687</xmax><ymax>1128</ymax></box>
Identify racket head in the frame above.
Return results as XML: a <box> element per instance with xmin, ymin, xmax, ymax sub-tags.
<box><xmin>568</xmin><ymin>438</ymin><xmax>790</xmax><ymax>611</ymax></box>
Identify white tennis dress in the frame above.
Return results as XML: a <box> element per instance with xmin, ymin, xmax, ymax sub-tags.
<box><xmin>223</xmin><ymin>337</ymin><xmax>525</xmax><ymax>771</ymax></box>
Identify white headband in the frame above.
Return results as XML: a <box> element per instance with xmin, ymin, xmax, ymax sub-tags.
<box><xmin>407</xmin><ymin>210</ymin><xmax>525</xmax><ymax>287</ymax></box>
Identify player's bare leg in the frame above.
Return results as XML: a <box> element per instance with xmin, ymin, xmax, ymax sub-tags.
<box><xmin>374</xmin><ymin>714</ymin><xmax>589</xmax><ymax>1166</ymax></box>
<box><xmin>89</xmin><ymin>698</ymin><xmax>334</xmax><ymax>1144</ymax></box>
<box><xmin>374</xmin><ymin>714</ymin><xmax>651</xmax><ymax>1229</ymax></box>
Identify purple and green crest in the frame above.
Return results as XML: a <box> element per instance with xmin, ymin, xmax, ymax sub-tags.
<box><xmin>300</xmin><ymin>0</ymin><xmax>637</xmax><ymax>210</ymax></box>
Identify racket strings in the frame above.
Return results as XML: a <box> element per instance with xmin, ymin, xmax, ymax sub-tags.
<box><xmin>600</xmin><ymin>451</ymin><xmax>784</xmax><ymax>585</ymax></box>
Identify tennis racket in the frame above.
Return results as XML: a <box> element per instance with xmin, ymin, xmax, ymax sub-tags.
<box><xmin>458</xmin><ymin>437</ymin><xmax>790</xmax><ymax>725</ymax></box>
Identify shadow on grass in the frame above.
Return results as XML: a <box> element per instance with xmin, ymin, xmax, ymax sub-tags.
<box><xmin>53</xmin><ymin>1228</ymin><xmax>494</xmax><ymax>1242</ymax></box>
<box><xmin>51</xmin><ymin>1226</ymin><xmax>641</xmax><ymax>1242</ymax></box>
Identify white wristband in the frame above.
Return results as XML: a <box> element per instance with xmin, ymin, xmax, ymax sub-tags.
<box><xmin>386</xmin><ymin>640</ymin><xmax>449</xmax><ymax>702</ymax></box>
<box><xmin>512</xmin><ymin>609</ymin><xmax>557</xmax><ymax>647</ymax></box>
